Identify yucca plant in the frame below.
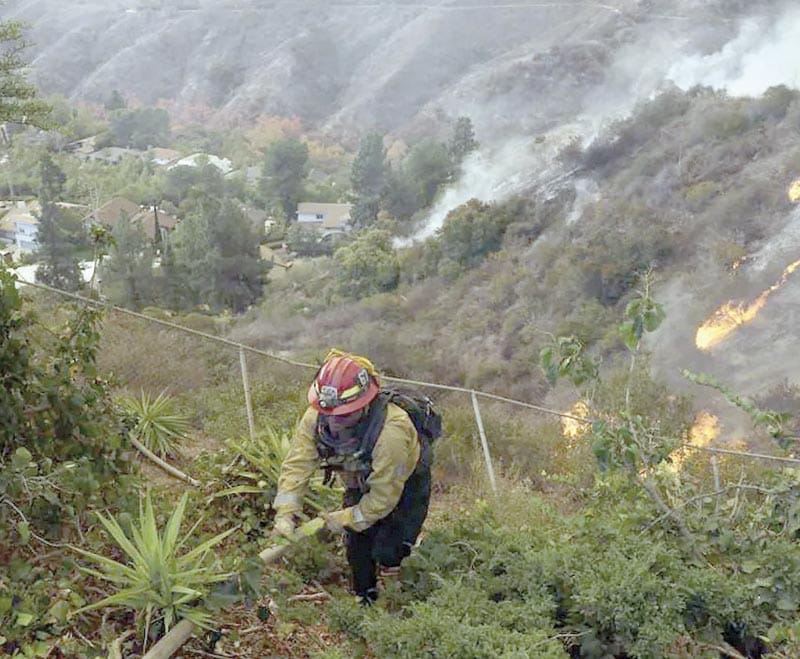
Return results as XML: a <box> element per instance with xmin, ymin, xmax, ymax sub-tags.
<box><xmin>223</xmin><ymin>425</ymin><xmax>341</xmax><ymax>513</ymax></box>
<box><xmin>119</xmin><ymin>389</ymin><xmax>191</xmax><ymax>457</ymax></box>
<box><xmin>72</xmin><ymin>492</ymin><xmax>235</xmax><ymax>645</ymax></box>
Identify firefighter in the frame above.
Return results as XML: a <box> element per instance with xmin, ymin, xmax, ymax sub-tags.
<box><xmin>271</xmin><ymin>350</ymin><xmax>433</xmax><ymax>605</ymax></box>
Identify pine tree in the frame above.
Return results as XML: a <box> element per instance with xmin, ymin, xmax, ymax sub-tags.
<box><xmin>0</xmin><ymin>21</ymin><xmax>51</xmax><ymax>127</ymax></box>
<box><xmin>350</xmin><ymin>132</ymin><xmax>388</xmax><ymax>228</ymax></box>
<box><xmin>448</xmin><ymin>116</ymin><xmax>479</xmax><ymax>163</ymax></box>
<box><xmin>103</xmin><ymin>213</ymin><xmax>155</xmax><ymax>309</ymax></box>
<box><xmin>260</xmin><ymin>137</ymin><xmax>309</xmax><ymax>221</ymax></box>
<box><xmin>35</xmin><ymin>154</ymin><xmax>82</xmax><ymax>291</ymax></box>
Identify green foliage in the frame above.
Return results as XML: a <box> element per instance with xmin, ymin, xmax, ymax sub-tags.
<box><xmin>118</xmin><ymin>389</ymin><xmax>191</xmax><ymax>457</ymax></box>
<box><xmin>73</xmin><ymin>492</ymin><xmax>235</xmax><ymax>638</ymax></box>
<box><xmin>618</xmin><ymin>280</ymin><xmax>665</xmax><ymax>351</ymax></box>
<box><xmin>104</xmin><ymin>89</ymin><xmax>127</xmax><ymax>111</ymax></box>
<box><xmin>102</xmin><ymin>212</ymin><xmax>156</xmax><ymax>309</ymax></box>
<box><xmin>0</xmin><ymin>269</ymin><xmax>137</xmax><ymax>652</ymax></box>
<box><xmin>437</xmin><ymin>199</ymin><xmax>513</xmax><ymax>275</ymax></box>
<box><xmin>350</xmin><ymin>132</ymin><xmax>388</xmax><ymax>228</ymax></box>
<box><xmin>35</xmin><ymin>153</ymin><xmax>84</xmax><ymax>291</ymax></box>
<box><xmin>224</xmin><ymin>425</ymin><xmax>340</xmax><ymax>516</ymax></box>
<box><xmin>403</xmin><ymin>138</ymin><xmax>452</xmax><ymax>208</ymax></box>
<box><xmin>333</xmin><ymin>227</ymin><xmax>399</xmax><ymax>299</ymax></box>
<box><xmin>448</xmin><ymin>116</ymin><xmax>478</xmax><ymax>164</ymax></box>
<box><xmin>285</xmin><ymin>222</ymin><xmax>336</xmax><ymax>257</ymax></box>
<box><xmin>539</xmin><ymin>335</ymin><xmax>598</xmax><ymax>387</ymax></box>
<box><xmin>0</xmin><ymin>20</ymin><xmax>51</xmax><ymax>127</ymax></box>
<box><xmin>101</xmin><ymin>107</ymin><xmax>171</xmax><ymax>149</ymax></box>
<box><xmin>260</xmin><ymin>137</ymin><xmax>309</xmax><ymax>220</ymax></box>
<box><xmin>166</xmin><ymin>197</ymin><xmax>264</xmax><ymax>312</ymax></box>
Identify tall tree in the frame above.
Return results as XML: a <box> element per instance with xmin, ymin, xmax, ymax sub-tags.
<box><xmin>405</xmin><ymin>138</ymin><xmax>452</xmax><ymax>208</ymax></box>
<box><xmin>104</xmin><ymin>89</ymin><xmax>127</xmax><ymax>111</ymax></box>
<box><xmin>103</xmin><ymin>213</ymin><xmax>155</xmax><ymax>310</ymax></box>
<box><xmin>350</xmin><ymin>132</ymin><xmax>389</xmax><ymax>228</ymax></box>
<box><xmin>334</xmin><ymin>227</ymin><xmax>399</xmax><ymax>299</ymax></box>
<box><xmin>35</xmin><ymin>154</ymin><xmax>82</xmax><ymax>291</ymax></box>
<box><xmin>0</xmin><ymin>20</ymin><xmax>51</xmax><ymax>127</ymax></box>
<box><xmin>166</xmin><ymin>195</ymin><xmax>264</xmax><ymax>312</ymax></box>
<box><xmin>260</xmin><ymin>137</ymin><xmax>309</xmax><ymax>221</ymax></box>
<box><xmin>104</xmin><ymin>107</ymin><xmax>170</xmax><ymax>149</ymax></box>
<box><xmin>448</xmin><ymin>116</ymin><xmax>479</xmax><ymax>163</ymax></box>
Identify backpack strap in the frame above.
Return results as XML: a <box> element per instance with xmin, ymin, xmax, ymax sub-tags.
<box><xmin>315</xmin><ymin>393</ymin><xmax>390</xmax><ymax>493</ymax></box>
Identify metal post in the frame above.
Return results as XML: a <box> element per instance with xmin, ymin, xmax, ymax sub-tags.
<box><xmin>471</xmin><ymin>390</ymin><xmax>498</xmax><ymax>495</ymax></box>
<box><xmin>239</xmin><ymin>347</ymin><xmax>256</xmax><ymax>441</ymax></box>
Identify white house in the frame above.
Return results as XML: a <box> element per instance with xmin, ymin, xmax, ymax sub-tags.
<box><xmin>0</xmin><ymin>201</ymin><xmax>41</xmax><ymax>252</ymax></box>
<box><xmin>296</xmin><ymin>202</ymin><xmax>352</xmax><ymax>236</ymax></box>
<box><xmin>15</xmin><ymin>215</ymin><xmax>39</xmax><ymax>252</ymax></box>
<box><xmin>167</xmin><ymin>153</ymin><xmax>233</xmax><ymax>175</ymax></box>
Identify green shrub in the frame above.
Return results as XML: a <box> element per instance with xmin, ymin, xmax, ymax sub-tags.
<box><xmin>118</xmin><ymin>389</ymin><xmax>191</xmax><ymax>457</ymax></box>
<box><xmin>73</xmin><ymin>492</ymin><xmax>235</xmax><ymax>643</ymax></box>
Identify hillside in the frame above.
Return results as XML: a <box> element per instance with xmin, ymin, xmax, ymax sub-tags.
<box><xmin>230</xmin><ymin>84</ymin><xmax>800</xmax><ymax>446</ymax></box>
<box><xmin>0</xmin><ymin>0</ymin><xmax>782</xmax><ymax>140</ymax></box>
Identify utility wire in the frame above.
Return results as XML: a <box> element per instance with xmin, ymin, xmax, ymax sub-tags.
<box><xmin>15</xmin><ymin>277</ymin><xmax>800</xmax><ymax>466</ymax></box>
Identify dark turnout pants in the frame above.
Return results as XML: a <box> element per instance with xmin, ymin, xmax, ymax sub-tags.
<box><xmin>344</xmin><ymin>453</ymin><xmax>432</xmax><ymax>601</ymax></box>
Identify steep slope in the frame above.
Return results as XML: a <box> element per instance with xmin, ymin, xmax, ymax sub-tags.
<box><xmin>1</xmin><ymin>0</ymin><xmax>778</xmax><ymax>137</ymax></box>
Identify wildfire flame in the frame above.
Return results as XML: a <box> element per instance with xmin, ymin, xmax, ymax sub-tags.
<box><xmin>668</xmin><ymin>411</ymin><xmax>720</xmax><ymax>471</ymax></box>
<box><xmin>561</xmin><ymin>401</ymin><xmax>591</xmax><ymax>440</ymax></box>
<box><xmin>688</xmin><ymin>411</ymin><xmax>720</xmax><ymax>448</ymax></box>
<box><xmin>695</xmin><ymin>258</ymin><xmax>800</xmax><ymax>351</ymax></box>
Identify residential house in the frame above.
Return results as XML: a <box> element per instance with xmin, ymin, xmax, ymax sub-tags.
<box><xmin>296</xmin><ymin>202</ymin><xmax>352</xmax><ymax>236</ymax></box>
<box><xmin>131</xmin><ymin>206</ymin><xmax>179</xmax><ymax>243</ymax></box>
<box><xmin>65</xmin><ymin>135</ymin><xmax>97</xmax><ymax>155</ymax></box>
<box><xmin>86</xmin><ymin>197</ymin><xmax>179</xmax><ymax>245</ymax></box>
<box><xmin>167</xmin><ymin>153</ymin><xmax>233</xmax><ymax>175</ymax></box>
<box><xmin>0</xmin><ymin>201</ymin><xmax>41</xmax><ymax>252</ymax></box>
<box><xmin>15</xmin><ymin>214</ymin><xmax>39</xmax><ymax>252</ymax></box>
<box><xmin>80</xmin><ymin>147</ymin><xmax>144</xmax><ymax>165</ymax></box>
<box><xmin>148</xmin><ymin>147</ymin><xmax>181</xmax><ymax>168</ymax></box>
<box><xmin>87</xmin><ymin>197</ymin><xmax>141</xmax><ymax>230</ymax></box>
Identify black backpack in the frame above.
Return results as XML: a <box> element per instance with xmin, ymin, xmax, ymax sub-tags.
<box><xmin>382</xmin><ymin>386</ymin><xmax>442</xmax><ymax>443</ymax></box>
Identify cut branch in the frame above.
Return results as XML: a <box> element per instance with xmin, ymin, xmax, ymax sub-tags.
<box><xmin>129</xmin><ymin>435</ymin><xmax>200</xmax><ymax>487</ymax></box>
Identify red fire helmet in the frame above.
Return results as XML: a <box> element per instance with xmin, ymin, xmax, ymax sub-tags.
<box><xmin>308</xmin><ymin>354</ymin><xmax>380</xmax><ymax>415</ymax></box>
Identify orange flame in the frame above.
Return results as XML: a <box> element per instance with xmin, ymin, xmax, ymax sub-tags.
<box><xmin>668</xmin><ymin>411</ymin><xmax>720</xmax><ymax>471</ymax></box>
<box><xmin>696</xmin><ymin>258</ymin><xmax>800</xmax><ymax>351</ymax></box>
<box><xmin>561</xmin><ymin>401</ymin><xmax>591</xmax><ymax>440</ymax></box>
<box><xmin>688</xmin><ymin>411</ymin><xmax>720</xmax><ymax>447</ymax></box>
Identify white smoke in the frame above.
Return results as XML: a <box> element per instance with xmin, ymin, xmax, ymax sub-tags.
<box><xmin>404</xmin><ymin>121</ymin><xmax>591</xmax><ymax>244</ymax></box>
<box><xmin>408</xmin><ymin>4</ymin><xmax>800</xmax><ymax>243</ymax></box>
<box><xmin>667</xmin><ymin>8</ymin><xmax>800</xmax><ymax>96</ymax></box>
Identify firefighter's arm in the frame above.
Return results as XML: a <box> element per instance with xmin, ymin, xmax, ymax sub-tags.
<box><xmin>328</xmin><ymin>407</ymin><xmax>420</xmax><ymax>532</ymax></box>
<box><xmin>273</xmin><ymin>407</ymin><xmax>319</xmax><ymax>521</ymax></box>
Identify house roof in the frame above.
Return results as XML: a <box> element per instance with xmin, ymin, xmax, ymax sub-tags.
<box><xmin>0</xmin><ymin>201</ymin><xmax>41</xmax><ymax>231</ymax></box>
<box><xmin>167</xmin><ymin>153</ymin><xmax>233</xmax><ymax>175</ymax></box>
<box><xmin>297</xmin><ymin>202</ymin><xmax>352</xmax><ymax>229</ymax></box>
<box><xmin>90</xmin><ymin>198</ymin><xmax>141</xmax><ymax>227</ymax></box>
<box><xmin>131</xmin><ymin>207</ymin><xmax>179</xmax><ymax>241</ymax></box>
<box><xmin>148</xmin><ymin>147</ymin><xmax>181</xmax><ymax>166</ymax></box>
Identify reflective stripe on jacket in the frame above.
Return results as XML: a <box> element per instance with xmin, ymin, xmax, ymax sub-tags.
<box><xmin>274</xmin><ymin>402</ymin><xmax>421</xmax><ymax>532</ymax></box>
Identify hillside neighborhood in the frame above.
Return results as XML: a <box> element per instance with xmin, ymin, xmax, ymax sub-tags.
<box><xmin>0</xmin><ymin>129</ymin><xmax>353</xmax><ymax>292</ymax></box>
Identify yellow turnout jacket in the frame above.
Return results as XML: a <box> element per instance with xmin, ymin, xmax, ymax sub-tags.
<box><xmin>274</xmin><ymin>402</ymin><xmax>420</xmax><ymax>532</ymax></box>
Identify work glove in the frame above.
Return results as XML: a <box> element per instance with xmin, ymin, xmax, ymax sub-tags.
<box><xmin>271</xmin><ymin>514</ymin><xmax>296</xmax><ymax>539</ymax></box>
<box><xmin>323</xmin><ymin>511</ymin><xmax>347</xmax><ymax>534</ymax></box>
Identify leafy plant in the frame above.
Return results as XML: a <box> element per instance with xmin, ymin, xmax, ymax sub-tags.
<box><xmin>119</xmin><ymin>389</ymin><xmax>191</xmax><ymax>457</ymax></box>
<box><xmin>72</xmin><ymin>492</ymin><xmax>235</xmax><ymax>642</ymax></box>
<box><xmin>223</xmin><ymin>426</ymin><xmax>340</xmax><ymax>514</ymax></box>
